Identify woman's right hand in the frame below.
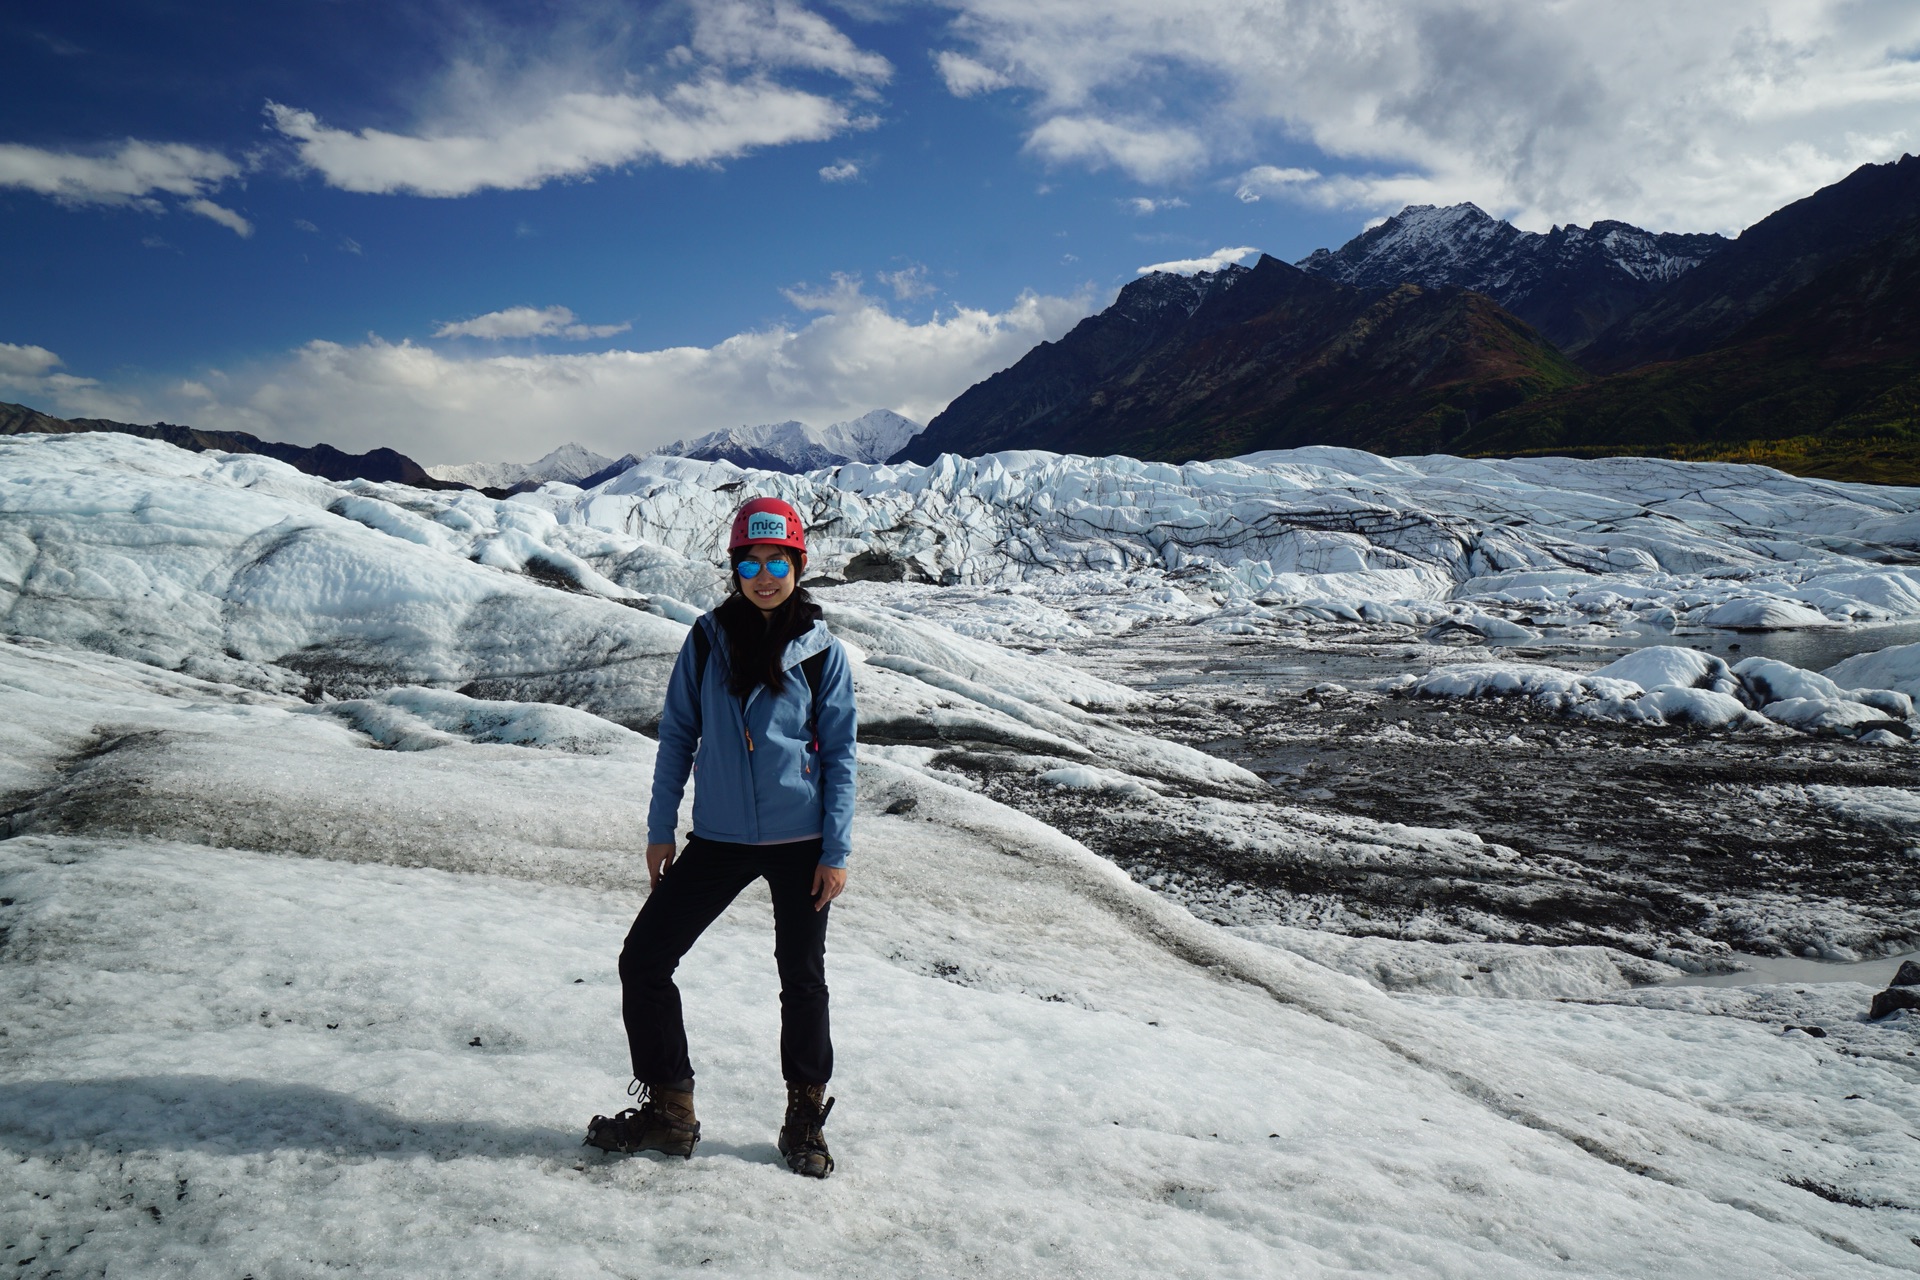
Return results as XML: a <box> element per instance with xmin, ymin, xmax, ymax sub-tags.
<box><xmin>646</xmin><ymin>841</ymin><xmax>676</xmax><ymax>889</ymax></box>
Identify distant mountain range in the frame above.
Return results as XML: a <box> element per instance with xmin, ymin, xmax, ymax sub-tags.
<box><xmin>652</xmin><ymin>409</ymin><xmax>923</xmax><ymax>472</ymax></box>
<box><xmin>1</xmin><ymin>402</ymin><xmax>923</xmax><ymax>498</ymax></box>
<box><xmin>564</xmin><ymin>410</ymin><xmax>925</xmax><ymax>487</ymax></box>
<box><xmin>1295</xmin><ymin>205</ymin><xmax>1726</xmax><ymax>354</ymax></box>
<box><xmin>898</xmin><ymin>257</ymin><xmax>1587</xmax><ymax>463</ymax></box>
<box><xmin>426</xmin><ymin>443</ymin><xmax>616</xmax><ymax>491</ymax></box>
<box><xmin>1579</xmin><ymin>154</ymin><xmax>1920</xmax><ymax>373</ymax></box>
<box><xmin>0</xmin><ymin>401</ymin><xmax>451</xmax><ymax>487</ymax></box>
<box><xmin>11</xmin><ymin>157</ymin><xmax>1918</xmax><ymax>489</ymax></box>
<box><xmin>1464</xmin><ymin>199</ymin><xmax>1920</xmax><ymax>482</ymax></box>
<box><xmin>908</xmin><ymin>154</ymin><xmax>1920</xmax><ymax>485</ymax></box>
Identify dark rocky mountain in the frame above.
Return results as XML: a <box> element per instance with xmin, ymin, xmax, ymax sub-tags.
<box><xmin>898</xmin><ymin>269</ymin><xmax>1256</xmax><ymax>463</ymax></box>
<box><xmin>898</xmin><ymin>255</ymin><xmax>1587</xmax><ymax>464</ymax></box>
<box><xmin>908</xmin><ymin>155</ymin><xmax>1920</xmax><ymax>484</ymax></box>
<box><xmin>1457</xmin><ymin>210</ymin><xmax>1920</xmax><ymax>484</ymax></box>
<box><xmin>1580</xmin><ymin>153</ymin><xmax>1920</xmax><ymax>371</ymax></box>
<box><xmin>1297</xmin><ymin>204</ymin><xmax>1726</xmax><ymax>354</ymax></box>
<box><xmin>0</xmin><ymin>401</ymin><xmax>460</xmax><ymax>488</ymax></box>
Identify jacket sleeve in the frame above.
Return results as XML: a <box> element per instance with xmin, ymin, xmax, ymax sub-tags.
<box><xmin>646</xmin><ymin>623</ymin><xmax>705</xmax><ymax>845</ymax></box>
<box><xmin>815</xmin><ymin>638</ymin><xmax>859</xmax><ymax>868</ymax></box>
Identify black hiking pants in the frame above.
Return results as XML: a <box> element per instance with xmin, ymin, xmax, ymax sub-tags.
<box><xmin>620</xmin><ymin>834</ymin><xmax>832</xmax><ymax>1087</ymax></box>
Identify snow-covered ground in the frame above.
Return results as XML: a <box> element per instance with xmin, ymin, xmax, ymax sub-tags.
<box><xmin>5</xmin><ymin>642</ymin><xmax>1919</xmax><ymax>1277</ymax></box>
<box><xmin>4</xmin><ymin>432</ymin><xmax>1920</xmax><ymax>1276</ymax></box>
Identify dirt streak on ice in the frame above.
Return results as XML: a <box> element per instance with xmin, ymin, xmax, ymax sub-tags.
<box><xmin>0</xmin><ymin>642</ymin><xmax>1915</xmax><ymax>1275</ymax></box>
<box><xmin>3</xmin><ymin>433</ymin><xmax>1920</xmax><ymax>1275</ymax></box>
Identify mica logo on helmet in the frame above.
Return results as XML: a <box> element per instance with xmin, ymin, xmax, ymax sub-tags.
<box><xmin>746</xmin><ymin>512</ymin><xmax>789</xmax><ymax>542</ymax></box>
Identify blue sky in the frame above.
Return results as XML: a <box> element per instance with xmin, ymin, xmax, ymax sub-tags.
<box><xmin>3</xmin><ymin>1</ymin><xmax>1917</xmax><ymax>464</ymax></box>
<box><xmin>1</xmin><ymin>3</ymin><xmax>1339</xmax><ymax>373</ymax></box>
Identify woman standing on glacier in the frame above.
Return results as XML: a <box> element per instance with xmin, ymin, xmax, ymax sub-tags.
<box><xmin>584</xmin><ymin>496</ymin><xmax>857</xmax><ymax>1178</ymax></box>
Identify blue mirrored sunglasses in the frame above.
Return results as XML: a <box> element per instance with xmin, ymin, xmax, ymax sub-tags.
<box><xmin>736</xmin><ymin>558</ymin><xmax>792</xmax><ymax>580</ymax></box>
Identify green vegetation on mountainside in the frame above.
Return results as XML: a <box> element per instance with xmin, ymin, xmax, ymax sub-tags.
<box><xmin>1150</xmin><ymin>285</ymin><xmax>1590</xmax><ymax>461</ymax></box>
<box><xmin>1454</xmin><ymin>213</ymin><xmax>1920</xmax><ymax>486</ymax></box>
<box><xmin>1454</xmin><ymin>343</ymin><xmax>1920</xmax><ymax>479</ymax></box>
<box><xmin>1488</xmin><ymin>434</ymin><xmax>1920</xmax><ymax>488</ymax></box>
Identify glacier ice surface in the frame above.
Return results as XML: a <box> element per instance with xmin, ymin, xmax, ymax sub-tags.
<box><xmin>5</xmin><ymin>431</ymin><xmax>1920</xmax><ymax>1274</ymax></box>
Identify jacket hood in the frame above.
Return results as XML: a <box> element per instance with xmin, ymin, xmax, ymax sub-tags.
<box><xmin>780</xmin><ymin>618</ymin><xmax>832</xmax><ymax>670</ymax></box>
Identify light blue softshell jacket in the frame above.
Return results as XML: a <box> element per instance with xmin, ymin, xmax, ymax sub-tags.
<box><xmin>646</xmin><ymin>614</ymin><xmax>859</xmax><ymax>867</ymax></box>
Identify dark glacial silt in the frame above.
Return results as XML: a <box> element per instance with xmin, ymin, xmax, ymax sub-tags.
<box><xmin>966</xmin><ymin>625</ymin><xmax>1920</xmax><ymax>965</ymax></box>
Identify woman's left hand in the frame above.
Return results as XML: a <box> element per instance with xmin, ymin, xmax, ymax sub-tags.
<box><xmin>812</xmin><ymin>863</ymin><xmax>847</xmax><ymax>911</ymax></box>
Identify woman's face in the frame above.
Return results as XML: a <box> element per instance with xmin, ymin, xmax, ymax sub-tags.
<box><xmin>738</xmin><ymin>544</ymin><xmax>800</xmax><ymax>612</ymax></box>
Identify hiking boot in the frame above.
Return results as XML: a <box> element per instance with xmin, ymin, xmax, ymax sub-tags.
<box><xmin>583</xmin><ymin>1080</ymin><xmax>700</xmax><ymax>1157</ymax></box>
<box><xmin>777</xmin><ymin>1082</ymin><xmax>835</xmax><ymax>1178</ymax></box>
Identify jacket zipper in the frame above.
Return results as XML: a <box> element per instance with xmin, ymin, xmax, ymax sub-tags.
<box><xmin>738</xmin><ymin>643</ymin><xmax>821</xmax><ymax>761</ymax></box>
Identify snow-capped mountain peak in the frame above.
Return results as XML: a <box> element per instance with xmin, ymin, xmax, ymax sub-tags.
<box><xmin>646</xmin><ymin>410</ymin><xmax>926</xmax><ymax>475</ymax></box>
<box><xmin>815</xmin><ymin>409</ymin><xmax>923</xmax><ymax>463</ymax></box>
<box><xmin>523</xmin><ymin>442</ymin><xmax>615</xmax><ymax>483</ymax></box>
<box><xmin>1118</xmin><ymin>263</ymin><xmax>1250</xmax><ymax>323</ymax></box>
<box><xmin>426</xmin><ymin>442</ymin><xmax>614</xmax><ymax>490</ymax></box>
<box><xmin>424</xmin><ymin>416</ymin><xmax>926</xmax><ymax>492</ymax></box>
<box><xmin>1296</xmin><ymin>203</ymin><xmax>1729</xmax><ymax>350</ymax></box>
<box><xmin>1298</xmin><ymin>203</ymin><xmax>1529</xmax><ymax>293</ymax></box>
<box><xmin>1582</xmin><ymin>219</ymin><xmax>1721</xmax><ymax>283</ymax></box>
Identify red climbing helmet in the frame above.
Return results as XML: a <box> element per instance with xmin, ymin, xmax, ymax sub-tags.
<box><xmin>728</xmin><ymin>496</ymin><xmax>807</xmax><ymax>556</ymax></box>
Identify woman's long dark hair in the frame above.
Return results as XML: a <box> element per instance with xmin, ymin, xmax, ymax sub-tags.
<box><xmin>717</xmin><ymin>547</ymin><xmax>821</xmax><ymax>699</ymax></box>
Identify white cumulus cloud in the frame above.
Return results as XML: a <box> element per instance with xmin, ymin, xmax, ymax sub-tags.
<box><xmin>82</xmin><ymin>286</ymin><xmax>1093</xmax><ymax>464</ymax></box>
<box><xmin>0</xmin><ymin>140</ymin><xmax>251</xmax><ymax>234</ymax></box>
<box><xmin>819</xmin><ymin>159</ymin><xmax>860</xmax><ymax>182</ymax></box>
<box><xmin>0</xmin><ymin>342</ymin><xmax>131</xmax><ymax>416</ymax></box>
<box><xmin>0</xmin><ymin>140</ymin><xmax>237</xmax><ymax>205</ymax></box>
<box><xmin>936</xmin><ymin>0</ymin><xmax>1920</xmax><ymax>232</ymax></box>
<box><xmin>1233</xmin><ymin>165</ymin><xmax>1319</xmax><ymax>202</ymax></box>
<box><xmin>878</xmin><ymin>265</ymin><xmax>935</xmax><ymax>300</ymax></box>
<box><xmin>263</xmin><ymin>1</ymin><xmax>891</xmax><ymax>199</ymax></box>
<box><xmin>691</xmin><ymin>0</ymin><xmax>892</xmax><ymax>84</ymax></box>
<box><xmin>934</xmin><ymin>51</ymin><xmax>1012</xmax><ymax>97</ymax></box>
<box><xmin>1025</xmin><ymin>116</ymin><xmax>1206</xmax><ymax>184</ymax></box>
<box><xmin>433</xmin><ymin>306</ymin><xmax>630</xmax><ymax>341</ymax></box>
<box><xmin>0</xmin><ymin>343</ymin><xmax>66</xmax><ymax>381</ymax></box>
<box><xmin>781</xmin><ymin>271</ymin><xmax>870</xmax><ymax>313</ymax></box>
<box><xmin>184</xmin><ymin>198</ymin><xmax>253</xmax><ymax>237</ymax></box>
<box><xmin>1125</xmin><ymin>196</ymin><xmax>1188</xmax><ymax>214</ymax></box>
<box><xmin>266</xmin><ymin>76</ymin><xmax>859</xmax><ymax>198</ymax></box>
<box><xmin>1136</xmin><ymin>246</ymin><xmax>1259</xmax><ymax>275</ymax></box>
